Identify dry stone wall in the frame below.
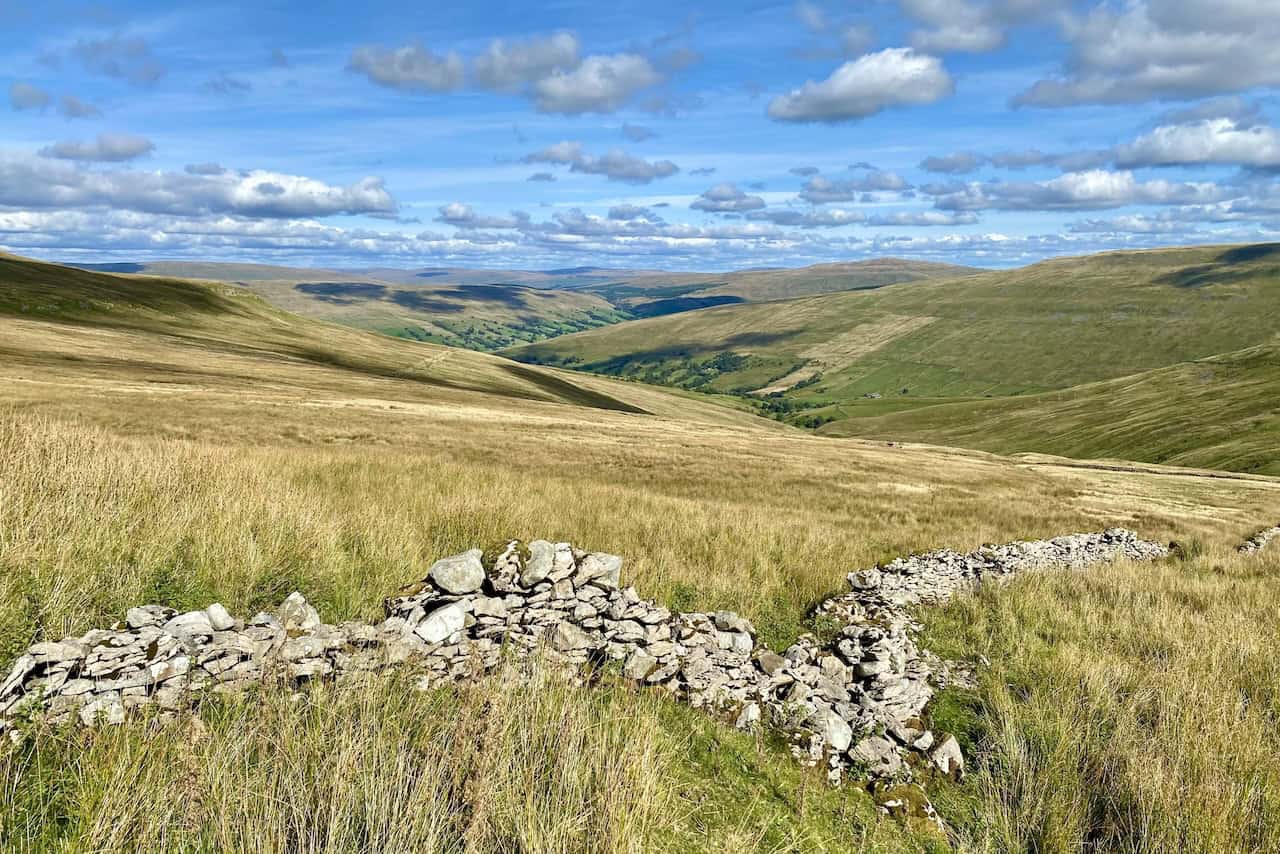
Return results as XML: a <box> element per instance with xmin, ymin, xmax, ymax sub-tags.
<box><xmin>1239</xmin><ymin>524</ymin><xmax>1280</xmax><ymax>554</ymax></box>
<box><xmin>0</xmin><ymin>528</ymin><xmax>1168</xmax><ymax>816</ymax></box>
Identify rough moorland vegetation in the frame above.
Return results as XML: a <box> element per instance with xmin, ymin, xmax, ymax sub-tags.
<box><xmin>1</xmin><ymin>254</ymin><xmax>1278</xmax><ymax>851</ymax></box>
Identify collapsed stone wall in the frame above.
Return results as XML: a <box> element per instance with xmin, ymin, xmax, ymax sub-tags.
<box><xmin>0</xmin><ymin>529</ymin><xmax>1168</xmax><ymax>824</ymax></box>
<box><xmin>1239</xmin><ymin>524</ymin><xmax>1280</xmax><ymax>554</ymax></box>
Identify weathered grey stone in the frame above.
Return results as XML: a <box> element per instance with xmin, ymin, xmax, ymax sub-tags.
<box><xmin>278</xmin><ymin>592</ymin><xmax>321</xmax><ymax>633</ymax></box>
<box><xmin>550</xmin><ymin>620</ymin><xmax>593</xmax><ymax>652</ymax></box>
<box><xmin>205</xmin><ymin>603</ymin><xmax>236</xmax><ymax>632</ymax></box>
<box><xmin>815</xmin><ymin>708</ymin><xmax>853</xmax><ymax>753</ymax></box>
<box><xmin>415</xmin><ymin>602</ymin><xmax>467</xmax><ymax>645</ymax></box>
<box><xmin>850</xmin><ymin>569</ymin><xmax>882</xmax><ymax>590</ymax></box>
<box><xmin>429</xmin><ymin>549</ymin><xmax>486</xmax><ymax>595</ymax></box>
<box><xmin>163</xmin><ymin>611</ymin><xmax>214</xmax><ymax>638</ymax></box>
<box><xmin>576</xmin><ymin>553</ymin><xmax>622</xmax><ymax>589</ymax></box>
<box><xmin>29</xmin><ymin>640</ymin><xmax>87</xmax><ymax>664</ymax></box>
<box><xmin>521</xmin><ymin>540</ymin><xmax>555</xmax><ymax>587</ymax></box>
<box><xmin>623</xmin><ymin>649</ymin><xmax>658</xmax><ymax>681</ymax></box>
<box><xmin>756</xmin><ymin>650</ymin><xmax>787</xmax><ymax>676</ymax></box>
<box><xmin>126</xmin><ymin>605</ymin><xmax>174</xmax><ymax>629</ymax></box>
<box><xmin>471</xmin><ymin>597</ymin><xmax>508</xmax><ymax>619</ymax></box>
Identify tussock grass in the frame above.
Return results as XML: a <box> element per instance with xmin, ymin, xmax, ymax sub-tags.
<box><xmin>1</xmin><ymin>668</ymin><xmax>674</xmax><ymax>852</ymax></box>
<box><xmin>925</xmin><ymin>549</ymin><xmax>1280</xmax><ymax>852</ymax></box>
<box><xmin>3</xmin><ymin>253</ymin><xmax>1280</xmax><ymax>850</ymax></box>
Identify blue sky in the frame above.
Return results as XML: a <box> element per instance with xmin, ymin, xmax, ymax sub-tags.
<box><xmin>3</xmin><ymin>0</ymin><xmax>1279</xmax><ymax>270</ymax></box>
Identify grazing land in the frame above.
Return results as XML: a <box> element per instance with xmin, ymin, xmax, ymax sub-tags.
<box><xmin>507</xmin><ymin>243</ymin><xmax>1280</xmax><ymax>473</ymax></box>
<box><xmin>1</xmin><ymin>254</ymin><xmax>1278</xmax><ymax>852</ymax></box>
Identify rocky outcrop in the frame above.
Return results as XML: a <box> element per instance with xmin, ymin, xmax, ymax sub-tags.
<box><xmin>0</xmin><ymin>529</ymin><xmax>1167</xmax><ymax>819</ymax></box>
<box><xmin>1239</xmin><ymin>524</ymin><xmax>1280</xmax><ymax>554</ymax></box>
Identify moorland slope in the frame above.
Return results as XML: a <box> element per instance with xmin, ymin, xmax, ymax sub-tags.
<box><xmin>2</xmin><ymin>251</ymin><xmax>1279</xmax><ymax>852</ymax></box>
<box><xmin>507</xmin><ymin>243</ymin><xmax>1280</xmax><ymax>471</ymax></box>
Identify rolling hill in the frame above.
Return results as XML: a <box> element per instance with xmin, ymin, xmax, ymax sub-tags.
<box><xmin>2</xmin><ymin>252</ymin><xmax>763</xmax><ymax>430</ymax></box>
<box><xmin>819</xmin><ymin>342</ymin><xmax>1280</xmax><ymax>475</ymax></box>
<box><xmin>69</xmin><ymin>257</ymin><xmax>979</xmax><ymax>354</ymax></box>
<box><xmin>73</xmin><ymin>260</ymin><xmax>628</xmax><ymax>352</ymax></box>
<box><xmin>5</xmin><ymin>249</ymin><xmax>1280</xmax><ymax>852</ymax></box>
<box><xmin>505</xmin><ymin>243</ymin><xmax>1280</xmax><ymax>472</ymax></box>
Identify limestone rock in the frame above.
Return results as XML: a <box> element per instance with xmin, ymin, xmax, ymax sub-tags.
<box><xmin>521</xmin><ymin>540</ymin><xmax>555</xmax><ymax>587</ymax></box>
<box><xmin>429</xmin><ymin>549</ymin><xmax>486</xmax><ymax>595</ymax></box>
<box><xmin>416</xmin><ymin>603</ymin><xmax>467</xmax><ymax>644</ymax></box>
<box><xmin>278</xmin><ymin>592</ymin><xmax>321</xmax><ymax>633</ymax></box>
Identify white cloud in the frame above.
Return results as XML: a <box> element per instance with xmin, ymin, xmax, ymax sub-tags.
<box><xmin>532</xmin><ymin>53</ymin><xmax>662</xmax><ymax>114</ymax></box>
<box><xmin>522</xmin><ymin>141</ymin><xmax>679</xmax><ymax>184</ymax></box>
<box><xmin>768</xmin><ymin>48</ymin><xmax>953</xmax><ymax>123</ymax></box>
<box><xmin>691</xmin><ymin>183</ymin><xmax>766</xmax><ymax>212</ymax></box>
<box><xmin>0</xmin><ymin>152</ymin><xmax>397</xmax><ymax>219</ymax></box>
<box><xmin>39</xmin><ymin>134</ymin><xmax>155</xmax><ymax>162</ymax></box>
<box><xmin>1016</xmin><ymin>0</ymin><xmax>1280</xmax><ymax>107</ymax></box>
<box><xmin>1114</xmin><ymin>118</ymin><xmax>1280</xmax><ymax>169</ymax></box>
<box><xmin>435</xmin><ymin>202</ymin><xmax>528</xmax><ymax>229</ymax></box>
<box><xmin>920</xmin><ymin>152</ymin><xmax>984</xmax><ymax>174</ymax></box>
<box><xmin>799</xmin><ymin>171</ymin><xmax>911</xmax><ymax>203</ymax></box>
<box><xmin>473</xmin><ymin>32</ymin><xmax>580</xmax><ymax>91</ymax></box>
<box><xmin>347</xmin><ymin>43</ymin><xmax>465</xmax><ymax>92</ymax></box>
<box><xmin>929</xmin><ymin>169</ymin><xmax>1231</xmax><ymax>211</ymax></box>
<box><xmin>748</xmin><ymin>207</ymin><xmax>866</xmax><ymax>227</ymax></box>
<box><xmin>9</xmin><ymin>81</ymin><xmax>50</xmax><ymax>111</ymax></box>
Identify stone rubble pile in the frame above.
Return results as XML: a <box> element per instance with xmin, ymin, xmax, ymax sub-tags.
<box><xmin>0</xmin><ymin>528</ymin><xmax>1168</xmax><ymax>814</ymax></box>
<box><xmin>1239</xmin><ymin>524</ymin><xmax>1280</xmax><ymax>554</ymax></box>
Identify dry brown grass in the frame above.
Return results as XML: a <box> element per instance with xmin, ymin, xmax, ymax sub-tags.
<box><xmin>3</xmin><ymin>259</ymin><xmax>1280</xmax><ymax>851</ymax></box>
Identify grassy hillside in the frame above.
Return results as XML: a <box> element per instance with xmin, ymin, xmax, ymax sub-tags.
<box><xmin>71</xmin><ymin>257</ymin><xmax>977</xmax><ymax>353</ymax></box>
<box><xmin>581</xmin><ymin>258</ymin><xmax>980</xmax><ymax>309</ymax></box>
<box><xmin>819</xmin><ymin>342</ymin><xmax>1280</xmax><ymax>475</ymax></box>
<box><xmin>507</xmin><ymin>243</ymin><xmax>1280</xmax><ymax>469</ymax></box>
<box><xmin>74</xmin><ymin>260</ymin><xmax>628</xmax><ymax>352</ymax></box>
<box><xmin>3</xmin><ymin>251</ymin><xmax>1280</xmax><ymax>851</ymax></box>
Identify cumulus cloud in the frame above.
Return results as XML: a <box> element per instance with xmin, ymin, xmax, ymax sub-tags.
<box><xmin>748</xmin><ymin>207</ymin><xmax>866</xmax><ymax>227</ymax></box>
<box><xmin>473</xmin><ymin>32</ymin><xmax>579</xmax><ymax>91</ymax></box>
<box><xmin>898</xmin><ymin>0</ymin><xmax>1063</xmax><ymax>54</ymax></box>
<box><xmin>920</xmin><ymin>152</ymin><xmax>984</xmax><ymax>174</ymax></box>
<box><xmin>1015</xmin><ymin>1</ymin><xmax>1280</xmax><ymax>107</ymax></box>
<box><xmin>691</xmin><ymin>183</ymin><xmax>766</xmax><ymax>212</ymax></box>
<box><xmin>522</xmin><ymin>141</ymin><xmax>679</xmax><ymax>184</ymax></box>
<box><xmin>1114</xmin><ymin>118</ymin><xmax>1280</xmax><ymax>169</ymax></box>
<box><xmin>58</xmin><ymin>95</ymin><xmax>101</xmax><ymax>119</ymax></box>
<box><xmin>347</xmin><ymin>43</ymin><xmax>465</xmax><ymax>92</ymax></box>
<box><xmin>532</xmin><ymin>53</ymin><xmax>662</xmax><ymax>114</ymax></box>
<box><xmin>799</xmin><ymin>171</ymin><xmax>911</xmax><ymax>203</ymax></box>
<box><xmin>0</xmin><ymin>153</ymin><xmax>397</xmax><ymax>219</ymax></box>
<box><xmin>927</xmin><ymin>169</ymin><xmax>1230</xmax><ymax>211</ymax></box>
<box><xmin>185</xmin><ymin>162</ymin><xmax>227</xmax><ymax>176</ymax></box>
<box><xmin>866</xmin><ymin>210</ymin><xmax>980</xmax><ymax>226</ymax></box>
<box><xmin>9</xmin><ymin>81</ymin><xmax>50</xmax><ymax>111</ymax></box>
<box><xmin>608</xmin><ymin>204</ymin><xmax>664</xmax><ymax>222</ymax></box>
<box><xmin>435</xmin><ymin>202</ymin><xmax>528</xmax><ymax>229</ymax></box>
<box><xmin>768</xmin><ymin>48</ymin><xmax>953</xmax><ymax>123</ymax></box>
<box><xmin>39</xmin><ymin>133</ymin><xmax>155</xmax><ymax>162</ymax></box>
<box><xmin>73</xmin><ymin>35</ymin><xmax>165</xmax><ymax>85</ymax></box>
